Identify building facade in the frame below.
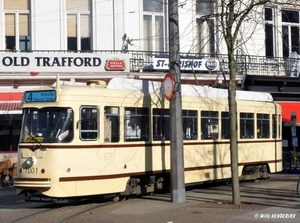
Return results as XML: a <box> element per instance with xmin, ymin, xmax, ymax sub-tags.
<box><xmin>0</xmin><ymin>0</ymin><xmax>300</xmax><ymax>169</ymax></box>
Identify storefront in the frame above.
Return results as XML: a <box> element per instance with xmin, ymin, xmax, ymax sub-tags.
<box><xmin>0</xmin><ymin>92</ymin><xmax>23</xmax><ymax>162</ymax></box>
<box><xmin>277</xmin><ymin>101</ymin><xmax>300</xmax><ymax>170</ymax></box>
<box><xmin>0</xmin><ymin>52</ymin><xmax>131</xmax><ymax>162</ymax></box>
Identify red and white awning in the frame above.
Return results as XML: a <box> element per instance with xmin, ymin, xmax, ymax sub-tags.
<box><xmin>0</xmin><ymin>92</ymin><xmax>23</xmax><ymax>114</ymax></box>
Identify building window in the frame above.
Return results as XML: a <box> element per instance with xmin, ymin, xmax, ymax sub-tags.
<box><xmin>4</xmin><ymin>0</ymin><xmax>30</xmax><ymax>51</ymax></box>
<box><xmin>196</xmin><ymin>1</ymin><xmax>212</xmax><ymax>15</ymax></box>
<box><xmin>143</xmin><ymin>0</ymin><xmax>166</xmax><ymax>52</ymax></box>
<box><xmin>282</xmin><ymin>10</ymin><xmax>300</xmax><ymax>57</ymax></box>
<box><xmin>196</xmin><ymin>0</ymin><xmax>215</xmax><ymax>56</ymax></box>
<box><xmin>265</xmin><ymin>8</ymin><xmax>274</xmax><ymax>57</ymax></box>
<box><xmin>67</xmin><ymin>0</ymin><xmax>91</xmax><ymax>51</ymax></box>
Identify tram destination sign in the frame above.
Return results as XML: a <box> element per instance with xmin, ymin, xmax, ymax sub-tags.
<box><xmin>25</xmin><ymin>90</ymin><xmax>56</xmax><ymax>102</ymax></box>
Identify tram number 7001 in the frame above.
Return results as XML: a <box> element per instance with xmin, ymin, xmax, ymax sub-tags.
<box><xmin>24</xmin><ymin>168</ymin><xmax>38</xmax><ymax>174</ymax></box>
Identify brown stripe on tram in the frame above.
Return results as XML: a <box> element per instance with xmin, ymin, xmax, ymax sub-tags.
<box><xmin>59</xmin><ymin>170</ymin><xmax>165</xmax><ymax>182</ymax></box>
<box><xmin>59</xmin><ymin>159</ymin><xmax>282</xmax><ymax>183</ymax></box>
<box><xmin>19</xmin><ymin>139</ymin><xmax>282</xmax><ymax>150</ymax></box>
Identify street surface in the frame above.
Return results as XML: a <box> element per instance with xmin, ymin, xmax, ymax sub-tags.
<box><xmin>0</xmin><ymin>173</ymin><xmax>299</xmax><ymax>223</ymax></box>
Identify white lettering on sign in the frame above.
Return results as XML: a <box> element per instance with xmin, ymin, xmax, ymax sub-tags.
<box><xmin>153</xmin><ymin>57</ymin><xmax>219</xmax><ymax>71</ymax></box>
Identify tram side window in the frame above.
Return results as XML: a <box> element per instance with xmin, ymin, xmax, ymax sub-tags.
<box><xmin>221</xmin><ymin>112</ymin><xmax>230</xmax><ymax>139</ymax></box>
<box><xmin>104</xmin><ymin>106</ymin><xmax>120</xmax><ymax>142</ymax></box>
<box><xmin>124</xmin><ymin>107</ymin><xmax>149</xmax><ymax>141</ymax></box>
<box><xmin>201</xmin><ymin>111</ymin><xmax>218</xmax><ymax>140</ymax></box>
<box><xmin>153</xmin><ymin>108</ymin><xmax>170</xmax><ymax>140</ymax></box>
<box><xmin>80</xmin><ymin>107</ymin><xmax>99</xmax><ymax>140</ymax></box>
<box><xmin>183</xmin><ymin>110</ymin><xmax>198</xmax><ymax>140</ymax></box>
<box><xmin>240</xmin><ymin>112</ymin><xmax>254</xmax><ymax>138</ymax></box>
<box><xmin>257</xmin><ymin>113</ymin><xmax>270</xmax><ymax>138</ymax></box>
<box><xmin>278</xmin><ymin>114</ymin><xmax>281</xmax><ymax>138</ymax></box>
<box><xmin>272</xmin><ymin>114</ymin><xmax>281</xmax><ymax>138</ymax></box>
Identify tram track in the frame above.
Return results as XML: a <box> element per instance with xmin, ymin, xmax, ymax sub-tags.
<box><xmin>1</xmin><ymin>174</ymin><xmax>297</xmax><ymax>223</ymax></box>
<box><xmin>11</xmin><ymin>198</ymin><xmax>117</xmax><ymax>223</ymax></box>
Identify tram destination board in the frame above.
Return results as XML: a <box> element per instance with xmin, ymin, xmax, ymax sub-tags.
<box><xmin>24</xmin><ymin>90</ymin><xmax>56</xmax><ymax>102</ymax></box>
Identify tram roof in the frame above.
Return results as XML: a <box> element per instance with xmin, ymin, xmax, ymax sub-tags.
<box><xmin>107</xmin><ymin>78</ymin><xmax>274</xmax><ymax>103</ymax></box>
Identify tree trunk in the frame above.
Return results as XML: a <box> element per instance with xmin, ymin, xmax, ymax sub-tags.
<box><xmin>228</xmin><ymin>49</ymin><xmax>241</xmax><ymax>206</ymax></box>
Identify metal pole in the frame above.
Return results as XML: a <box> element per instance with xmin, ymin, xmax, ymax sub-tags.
<box><xmin>291</xmin><ymin>112</ymin><xmax>297</xmax><ymax>169</ymax></box>
<box><xmin>169</xmin><ymin>0</ymin><xmax>186</xmax><ymax>203</ymax></box>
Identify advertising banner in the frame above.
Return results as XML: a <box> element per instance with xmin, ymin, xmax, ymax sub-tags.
<box><xmin>0</xmin><ymin>53</ymin><xmax>130</xmax><ymax>73</ymax></box>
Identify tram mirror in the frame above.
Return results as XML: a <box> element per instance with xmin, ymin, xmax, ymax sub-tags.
<box><xmin>76</xmin><ymin>120</ymin><xmax>81</xmax><ymax>129</ymax></box>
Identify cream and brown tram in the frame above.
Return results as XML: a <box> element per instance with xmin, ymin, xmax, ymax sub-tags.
<box><xmin>14</xmin><ymin>77</ymin><xmax>282</xmax><ymax>199</ymax></box>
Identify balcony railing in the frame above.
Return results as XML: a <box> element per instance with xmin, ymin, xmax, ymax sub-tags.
<box><xmin>1</xmin><ymin>50</ymin><xmax>299</xmax><ymax>77</ymax></box>
<box><xmin>129</xmin><ymin>51</ymin><xmax>299</xmax><ymax>77</ymax></box>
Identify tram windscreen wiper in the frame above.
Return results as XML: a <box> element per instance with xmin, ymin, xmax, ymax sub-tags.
<box><xmin>25</xmin><ymin>130</ymin><xmax>46</xmax><ymax>151</ymax></box>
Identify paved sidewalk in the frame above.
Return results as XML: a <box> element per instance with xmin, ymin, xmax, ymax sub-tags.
<box><xmin>76</xmin><ymin>173</ymin><xmax>300</xmax><ymax>223</ymax></box>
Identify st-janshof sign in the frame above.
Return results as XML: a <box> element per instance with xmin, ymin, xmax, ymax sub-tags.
<box><xmin>0</xmin><ymin>53</ymin><xmax>130</xmax><ymax>73</ymax></box>
<box><xmin>153</xmin><ymin>56</ymin><xmax>219</xmax><ymax>72</ymax></box>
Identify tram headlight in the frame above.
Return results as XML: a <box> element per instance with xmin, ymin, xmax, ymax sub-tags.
<box><xmin>25</xmin><ymin>157</ymin><xmax>34</xmax><ymax>168</ymax></box>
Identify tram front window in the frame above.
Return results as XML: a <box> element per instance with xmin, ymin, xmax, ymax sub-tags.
<box><xmin>20</xmin><ymin>107</ymin><xmax>74</xmax><ymax>143</ymax></box>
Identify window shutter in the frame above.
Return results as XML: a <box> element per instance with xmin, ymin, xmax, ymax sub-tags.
<box><xmin>4</xmin><ymin>0</ymin><xmax>29</xmax><ymax>10</ymax></box>
<box><xmin>5</xmin><ymin>14</ymin><xmax>15</xmax><ymax>36</ymax></box>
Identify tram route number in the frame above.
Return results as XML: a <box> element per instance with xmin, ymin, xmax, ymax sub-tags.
<box><xmin>24</xmin><ymin>90</ymin><xmax>56</xmax><ymax>102</ymax></box>
<box><xmin>24</xmin><ymin>167</ymin><xmax>38</xmax><ymax>174</ymax></box>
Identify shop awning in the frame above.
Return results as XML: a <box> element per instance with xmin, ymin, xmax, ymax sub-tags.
<box><xmin>0</xmin><ymin>101</ymin><xmax>22</xmax><ymax>114</ymax></box>
<box><xmin>0</xmin><ymin>92</ymin><xmax>23</xmax><ymax>100</ymax></box>
<box><xmin>0</xmin><ymin>92</ymin><xmax>23</xmax><ymax>114</ymax></box>
<box><xmin>277</xmin><ymin>101</ymin><xmax>300</xmax><ymax>124</ymax></box>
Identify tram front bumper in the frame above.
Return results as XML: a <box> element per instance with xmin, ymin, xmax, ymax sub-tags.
<box><xmin>14</xmin><ymin>177</ymin><xmax>51</xmax><ymax>191</ymax></box>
